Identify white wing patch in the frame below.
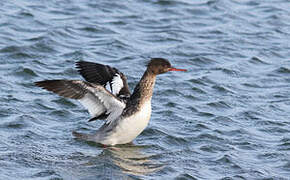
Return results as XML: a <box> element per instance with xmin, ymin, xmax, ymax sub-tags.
<box><xmin>79</xmin><ymin>93</ymin><xmax>106</xmax><ymax>117</ymax></box>
<box><xmin>105</xmin><ymin>81</ymin><xmax>111</xmax><ymax>92</ymax></box>
<box><xmin>78</xmin><ymin>84</ymin><xmax>125</xmax><ymax>124</ymax></box>
<box><xmin>111</xmin><ymin>74</ymin><xmax>123</xmax><ymax>95</ymax></box>
<box><xmin>86</xmin><ymin>85</ymin><xmax>125</xmax><ymax>124</ymax></box>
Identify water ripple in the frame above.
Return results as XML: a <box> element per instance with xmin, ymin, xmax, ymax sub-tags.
<box><xmin>1</xmin><ymin>0</ymin><xmax>290</xmax><ymax>179</ymax></box>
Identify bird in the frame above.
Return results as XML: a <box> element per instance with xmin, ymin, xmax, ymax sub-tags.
<box><xmin>35</xmin><ymin>58</ymin><xmax>187</xmax><ymax>146</ymax></box>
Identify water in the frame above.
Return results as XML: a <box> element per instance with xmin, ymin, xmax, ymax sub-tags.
<box><xmin>0</xmin><ymin>0</ymin><xmax>290</xmax><ymax>179</ymax></box>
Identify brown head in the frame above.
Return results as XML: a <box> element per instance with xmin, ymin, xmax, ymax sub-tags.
<box><xmin>146</xmin><ymin>58</ymin><xmax>187</xmax><ymax>75</ymax></box>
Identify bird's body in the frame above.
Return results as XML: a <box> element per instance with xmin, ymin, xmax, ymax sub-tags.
<box><xmin>95</xmin><ymin>99</ymin><xmax>152</xmax><ymax>145</ymax></box>
<box><xmin>35</xmin><ymin>58</ymin><xmax>186</xmax><ymax>146</ymax></box>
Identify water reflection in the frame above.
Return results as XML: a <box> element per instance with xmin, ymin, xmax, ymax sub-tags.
<box><xmin>105</xmin><ymin>144</ymin><xmax>164</xmax><ymax>176</ymax></box>
<box><xmin>53</xmin><ymin>144</ymin><xmax>164</xmax><ymax>179</ymax></box>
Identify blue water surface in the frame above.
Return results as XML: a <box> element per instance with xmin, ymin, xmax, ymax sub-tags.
<box><xmin>0</xmin><ymin>0</ymin><xmax>290</xmax><ymax>179</ymax></box>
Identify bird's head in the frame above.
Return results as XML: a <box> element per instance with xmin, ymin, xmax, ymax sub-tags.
<box><xmin>147</xmin><ymin>58</ymin><xmax>187</xmax><ymax>75</ymax></box>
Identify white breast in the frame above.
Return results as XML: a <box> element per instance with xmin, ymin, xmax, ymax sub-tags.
<box><xmin>105</xmin><ymin>100</ymin><xmax>152</xmax><ymax>145</ymax></box>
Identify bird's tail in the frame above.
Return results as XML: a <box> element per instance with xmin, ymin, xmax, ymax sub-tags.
<box><xmin>72</xmin><ymin>131</ymin><xmax>96</xmax><ymax>141</ymax></box>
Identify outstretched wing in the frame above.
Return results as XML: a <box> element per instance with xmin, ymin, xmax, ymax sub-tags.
<box><xmin>35</xmin><ymin>80</ymin><xmax>125</xmax><ymax>124</ymax></box>
<box><xmin>75</xmin><ymin>61</ymin><xmax>131</xmax><ymax>100</ymax></box>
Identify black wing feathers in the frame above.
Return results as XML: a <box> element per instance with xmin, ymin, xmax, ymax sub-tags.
<box><xmin>76</xmin><ymin>61</ymin><xmax>118</xmax><ymax>86</ymax></box>
<box><xmin>76</xmin><ymin>61</ymin><xmax>131</xmax><ymax>100</ymax></box>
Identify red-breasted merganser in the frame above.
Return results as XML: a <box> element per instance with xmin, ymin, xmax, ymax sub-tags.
<box><xmin>35</xmin><ymin>58</ymin><xmax>187</xmax><ymax>146</ymax></box>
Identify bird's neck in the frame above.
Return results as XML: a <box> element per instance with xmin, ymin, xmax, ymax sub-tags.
<box><xmin>131</xmin><ymin>70</ymin><xmax>156</xmax><ymax>105</ymax></box>
<box><xmin>122</xmin><ymin>70</ymin><xmax>156</xmax><ymax>117</ymax></box>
